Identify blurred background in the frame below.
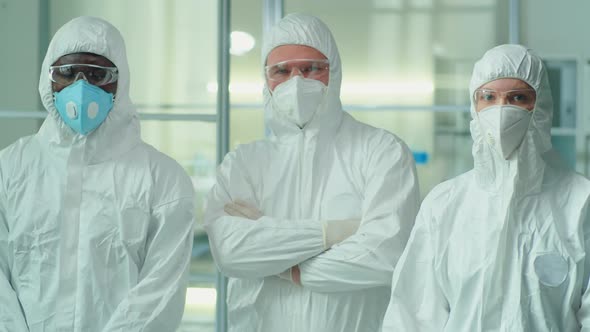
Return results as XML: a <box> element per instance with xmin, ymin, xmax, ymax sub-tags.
<box><xmin>1</xmin><ymin>0</ymin><xmax>589</xmax><ymax>331</ymax></box>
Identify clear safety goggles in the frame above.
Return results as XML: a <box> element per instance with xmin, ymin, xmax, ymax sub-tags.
<box><xmin>265</xmin><ymin>58</ymin><xmax>329</xmax><ymax>83</ymax></box>
<box><xmin>49</xmin><ymin>64</ymin><xmax>119</xmax><ymax>86</ymax></box>
<box><xmin>474</xmin><ymin>88</ymin><xmax>536</xmax><ymax>110</ymax></box>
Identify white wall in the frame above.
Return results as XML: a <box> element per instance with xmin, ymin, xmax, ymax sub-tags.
<box><xmin>521</xmin><ymin>0</ymin><xmax>590</xmax><ymax>173</ymax></box>
<box><xmin>521</xmin><ymin>0</ymin><xmax>590</xmax><ymax>57</ymax></box>
<box><xmin>0</xmin><ymin>0</ymin><xmax>43</xmax><ymax>149</ymax></box>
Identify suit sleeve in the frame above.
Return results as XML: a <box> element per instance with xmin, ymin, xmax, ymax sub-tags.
<box><xmin>297</xmin><ymin>135</ymin><xmax>421</xmax><ymax>292</ymax></box>
<box><xmin>0</xmin><ymin>167</ymin><xmax>29</xmax><ymax>331</ymax></box>
<box><xmin>204</xmin><ymin>150</ymin><xmax>325</xmax><ymax>279</ymax></box>
<box><xmin>102</xmin><ymin>196</ymin><xmax>195</xmax><ymax>332</ymax></box>
<box><xmin>576</xmin><ymin>199</ymin><xmax>590</xmax><ymax>330</ymax></box>
<box><xmin>382</xmin><ymin>200</ymin><xmax>449</xmax><ymax>331</ymax></box>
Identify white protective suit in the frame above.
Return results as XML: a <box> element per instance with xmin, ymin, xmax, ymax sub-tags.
<box><xmin>0</xmin><ymin>17</ymin><xmax>195</xmax><ymax>331</ymax></box>
<box><xmin>383</xmin><ymin>44</ymin><xmax>590</xmax><ymax>331</ymax></box>
<box><xmin>204</xmin><ymin>13</ymin><xmax>420</xmax><ymax>332</ymax></box>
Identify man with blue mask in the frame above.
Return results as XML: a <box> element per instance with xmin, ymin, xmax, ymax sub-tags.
<box><xmin>382</xmin><ymin>44</ymin><xmax>590</xmax><ymax>331</ymax></box>
<box><xmin>204</xmin><ymin>13</ymin><xmax>420</xmax><ymax>331</ymax></box>
<box><xmin>0</xmin><ymin>16</ymin><xmax>195</xmax><ymax>331</ymax></box>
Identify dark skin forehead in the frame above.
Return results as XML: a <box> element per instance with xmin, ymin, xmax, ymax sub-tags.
<box><xmin>51</xmin><ymin>52</ymin><xmax>118</xmax><ymax>94</ymax></box>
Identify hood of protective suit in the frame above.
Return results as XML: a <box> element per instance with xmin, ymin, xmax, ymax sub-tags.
<box><xmin>262</xmin><ymin>13</ymin><xmax>343</xmax><ymax>138</ymax></box>
<box><xmin>38</xmin><ymin>16</ymin><xmax>140</xmax><ymax>163</ymax></box>
<box><xmin>468</xmin><ymin>44</ymin><xmax>553</xmax><ymax>194</ymax></box>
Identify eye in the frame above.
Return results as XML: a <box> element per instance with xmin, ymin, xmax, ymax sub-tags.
<box><xmin>480</xmin><ymin>92</ymin><xmax>495</xmax><ymax>101</ymax></box>
<box><xmin>512</xmin><ymin>93</ymin><xmax>531</xmax><ymax>103</ymax></box>
<box><xmin>299</xmin><ymin>65</ymin><xmax>311</xmax><ymax>73</ymax></box>
<box><xmin>508</xmin><ymin>90</ymin><xmax>536</xmax><ymax>106</ymax></box>
<box><xmin>276</xmin><ymin>68</ymin><xmax>289</xmax><ymax>75</ymax></box>
<box><xmin>271</xmin><ymin>65</ymin><xmax>290</xmax><ymax>76</ymax></box>
<box><xmin>88</xmin><ymin>68</ymin><xmax>107</xmax><ymax>80</ymax></box>
<box><xmin>309</xmin><ymin>64</ymin><xmax>324</xmax><ymax>73</ymax></box>
<box><xmin>58</xmin><ymin>66</ymin><xmax>74</xmax><ymax>77</ymax></box>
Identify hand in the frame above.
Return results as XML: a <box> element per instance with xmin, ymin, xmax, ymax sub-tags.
<box><xmin>224</xmin><ymin>200</ymin><xmax>263</xmax><ymax>220</ymax></box>
<box><xmin>322</xmin><ymin>219</ymin><xmax>361</xmax><ymax>249</ymax></box>
<box><xmin>291</xmin><ymin>265</ymin><xmax>301</xmax><ymax>285</ymax></box>
<box><xmin>278</xmin><ymin>265</ymin><xmax>301</xmax><ymax>286</ymax></box>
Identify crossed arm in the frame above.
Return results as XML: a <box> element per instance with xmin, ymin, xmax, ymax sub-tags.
<box><xmin>204</xmin><ymin>140</ymin><xmax>419</xmax><ymax>292</ymax></box>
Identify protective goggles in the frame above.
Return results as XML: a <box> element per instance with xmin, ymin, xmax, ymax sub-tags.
<box><xmin>474</xmin><ymin>88</ymin><xmax>536</xmax><ymax>110</ymax></box>
<box><xmin>265</xmin><ymin>59</ymin><xmax>329</xmax><ymax>83</ymax></box>
<box><xmin>49</xmin><ymin>64</ymin><xmax>119</xmax><ymax>87</ymax></box>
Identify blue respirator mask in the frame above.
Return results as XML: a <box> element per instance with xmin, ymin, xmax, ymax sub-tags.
<box><xmin>53</xmin><ymin>80</ymin><xmax>114</xmax><ymax>135</ymax></box>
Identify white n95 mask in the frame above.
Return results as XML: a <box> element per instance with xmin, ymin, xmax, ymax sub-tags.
<box><xmin>477</xmin><ymin>104</ymin><xmax>533</xmax><ymax>160</ymax></box>
<box><xmin>271</xmin><ymin>76</ymin><xmax>327</xmax><ymax>128</ymax></box>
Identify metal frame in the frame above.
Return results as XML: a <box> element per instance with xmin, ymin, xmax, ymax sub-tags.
<box><xmin>263</xmin><ymin>0</ymin><xmax>283</xmax><ymax>40</ymax></box>
<box><xmin>508</xmin><ymin>0</ymin><xmax>520</xmax><ymax>44</ymax></box>
<box><xmin>215</xmin><ymin>0</ymin><xmax>231</xmax><ymax>330</ymax></box>
<box><xmin>38</xmin><ymin>0</ymin><xmax>50</xmax><ymax>126</ymax></box>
